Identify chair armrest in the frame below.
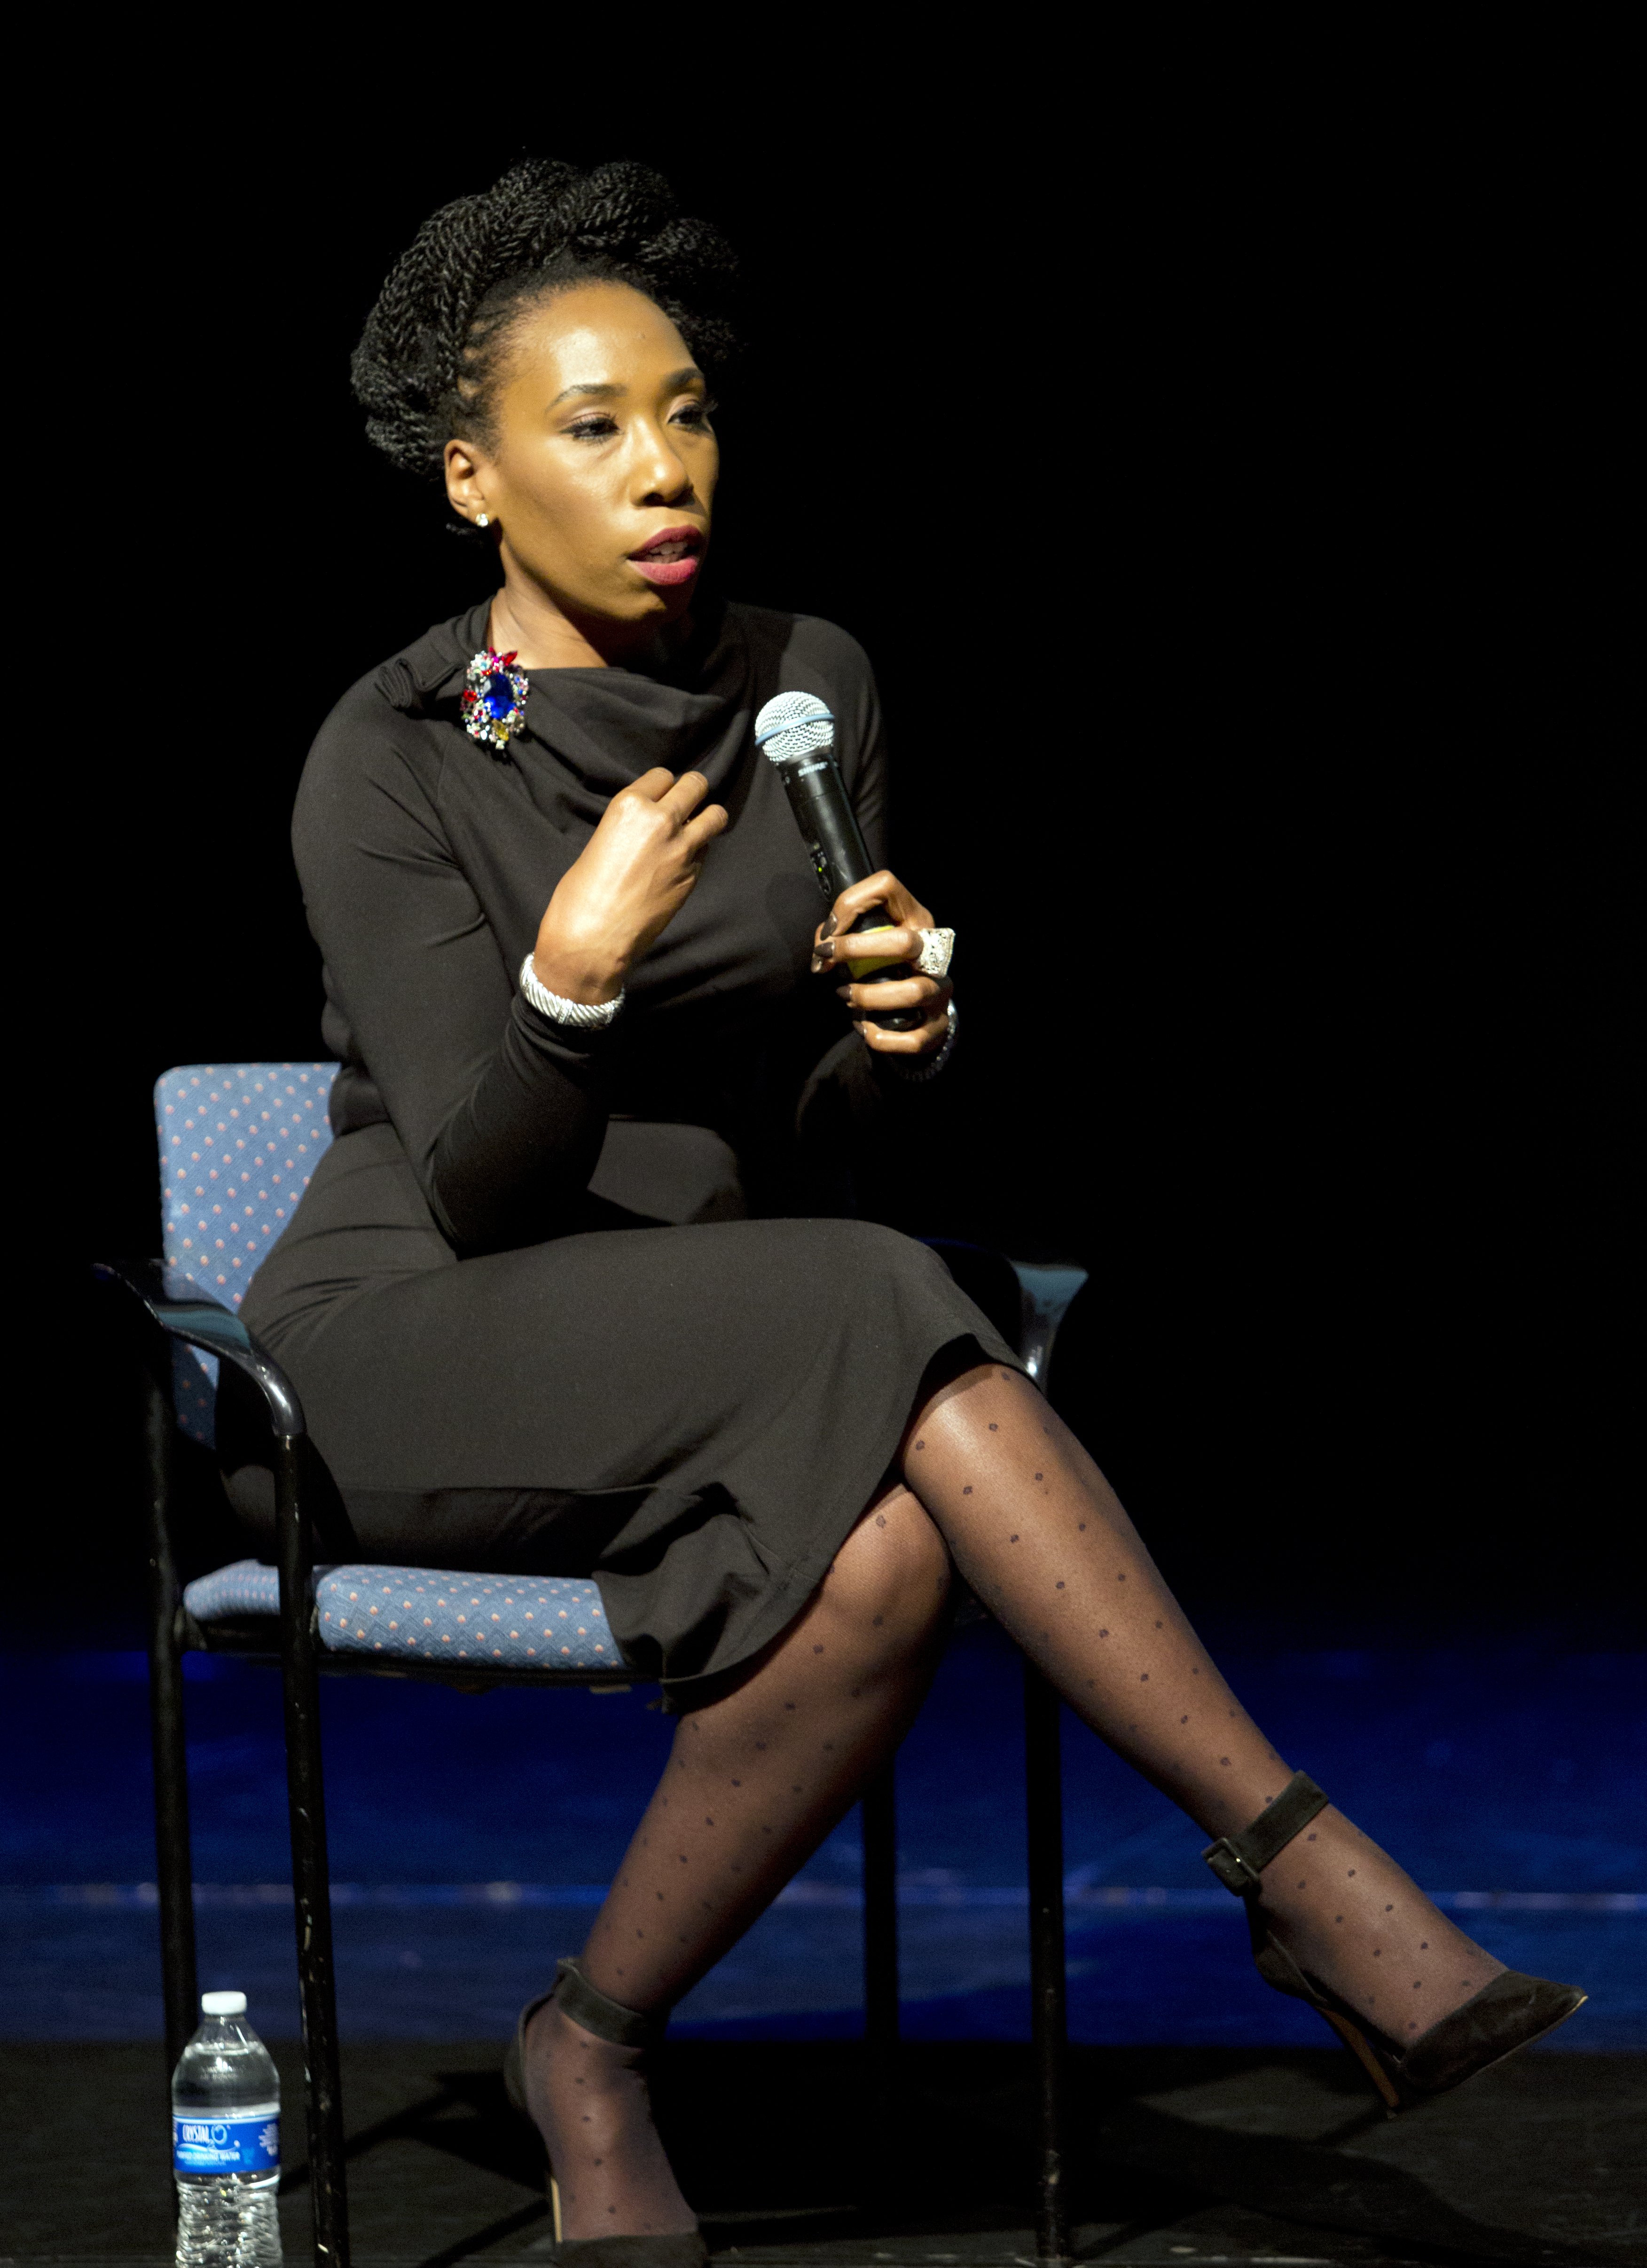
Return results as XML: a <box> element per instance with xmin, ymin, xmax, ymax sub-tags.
<box><xmin>1009</xmin><ymin>1263</ymin><xmax>1089</xmax><ymax>1387</ymax></box>
<box><xmin>93</xmin><ymin>1259</ymin><xmax>307</xmax><ymax>1438</ymax></box>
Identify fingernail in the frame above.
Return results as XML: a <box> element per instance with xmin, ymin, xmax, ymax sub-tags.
<box><xmin>835</xmin><ymin>986</ymin><xmax>851</xmax><ymax>1001</ymax></box>
<box><xmin>823</xmin><ymin>915</ymin><xmax>838</xmax><ymax>939</ymax></box>
<box><xmin>816</xmin><ymin>941</ymin><xmax>835</xmax><ymax>965</ymax></box>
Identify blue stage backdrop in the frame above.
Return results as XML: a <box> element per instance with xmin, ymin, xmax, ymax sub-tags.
<box><xmin>3</xmin><ymin>1621</ymin><xmax>1639</xmax><ymax>2045</ymax></box>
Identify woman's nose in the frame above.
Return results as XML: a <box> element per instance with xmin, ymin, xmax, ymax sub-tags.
<box><xmin>632</xmin><ymin>423</ymin><xmax>694</xmax><ymax>505</ymax></box>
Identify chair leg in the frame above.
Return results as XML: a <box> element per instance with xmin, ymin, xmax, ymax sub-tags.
<box><xmin>276</xmin><ymin>1433</ymin><xmax>350</xmax><ymax>2266</ymax></box>
<box><xmin>1025</xmin><ymin>1661</ymin><xmax>1071</xmax><ymax>2265</ymax></box>
<box><xmin>862</xmin><ymin>1757</ymin><xmax>900</xmax><ymax>2197</ymax></box>
<box><xmin>143</xmin><ymin>1371</ymin><xmax>198</xmax><ymax>2086</ymax></box>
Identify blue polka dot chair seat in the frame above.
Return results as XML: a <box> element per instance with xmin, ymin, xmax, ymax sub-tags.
<box><xmin>182</xmin><ymin>1562</ymin><xmax>620</xmax><ymax>1671</ymax></box>
<box><xmin>156</xmin><ymin>1063</ymin><xmax>338</xmax><ymax>1447</ymax></box>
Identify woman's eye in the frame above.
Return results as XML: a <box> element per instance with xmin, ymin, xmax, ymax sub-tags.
<box><xmin>673</xmin><ymin>399</ymin><xmax>716</xmax><ymax>428</ymax></box>
<box><xmin>566</xmin><ymin>415</ymin><xmax>619</xmax><ymax>440</ymax></box>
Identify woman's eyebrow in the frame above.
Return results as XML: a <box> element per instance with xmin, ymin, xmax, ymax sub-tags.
<box><xmin>549</xmin><ymin>380</ymin><xmax>625</xmax><ymax>408</ymax></box>
<box><xmin>548</xmin><ymin>369</ymin><xmax>703</xmax><ymax>410</ymax></box>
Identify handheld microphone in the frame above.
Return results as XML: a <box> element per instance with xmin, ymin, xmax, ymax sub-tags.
<box><xmin>755</xmin><ymin>692</ymin><xmax>922</xmax><ymax>1031</ymax></box>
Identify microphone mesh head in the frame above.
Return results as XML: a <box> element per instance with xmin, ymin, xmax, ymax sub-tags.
<box><xmin>755</xmin><ymin>690</ymin><xmax>835</xmax><ymax>764</ymax></box>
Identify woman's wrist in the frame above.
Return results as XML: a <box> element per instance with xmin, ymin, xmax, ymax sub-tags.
<box><xmin>529</xmin><ymin>937</ymin><xmax>626</xmax><ymax>1008</ymax></box>
<box><xmin>884</xmin><ymin>1000</ymin><xmax>958</xmax><ymax>1082</ymax></box>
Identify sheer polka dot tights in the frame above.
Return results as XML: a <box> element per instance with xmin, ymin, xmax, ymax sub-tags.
<box><xmin>524</xmin><ymin>1363</ymin><xmax>1502</xmax><ymax>2236</ymax></box>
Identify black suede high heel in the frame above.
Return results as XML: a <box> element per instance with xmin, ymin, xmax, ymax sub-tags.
<box><xmin>1204</xmin><ymin>1772</ymin><xmax>1588</xmax><ymax>2111</ymax></box>
<box><xmin>503</xmin><ymin>1956</ymin><xmax>707</xmax><ymax>2266</ymax></box>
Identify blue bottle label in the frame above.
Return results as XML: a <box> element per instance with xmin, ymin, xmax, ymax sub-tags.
<box><xmin>173</xmin><ymin>2110</ymin><xmax>279</xmax><ymax>2173</ymax></box>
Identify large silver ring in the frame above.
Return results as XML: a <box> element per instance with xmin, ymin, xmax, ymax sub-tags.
<box><xmin>915</xmin><ymin>927</ymin><xmax>955</xmax><ymax>980</ymax></box>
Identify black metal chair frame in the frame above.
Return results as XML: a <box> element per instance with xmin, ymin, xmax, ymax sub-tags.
<box><xmin>95</xmin><ymin>1253</ymin><xmax>1080</xmax><ymax>2268</ymax></box>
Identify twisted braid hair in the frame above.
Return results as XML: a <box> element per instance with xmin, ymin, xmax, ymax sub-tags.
<box><xmin>352</xmin><ymin>158</ymin><xmax>740</xmax><ymax>512</ymax></box>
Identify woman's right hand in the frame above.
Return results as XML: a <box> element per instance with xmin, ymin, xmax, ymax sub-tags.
<box><xmin>529</xmin><ymin>769</ymin><xmax>728</xmax><ymax>1006</ymax></box>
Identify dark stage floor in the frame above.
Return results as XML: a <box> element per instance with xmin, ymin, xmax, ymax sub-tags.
<box><xmin>2</xmin><ymin>2038</ymin><xmax>1638</xmax><ymax>2266</ymax></box>
<box><xmin>5</xmin><ymin>1617</ymin><xmax>1639</xmax><ymax>2259</ymax></box>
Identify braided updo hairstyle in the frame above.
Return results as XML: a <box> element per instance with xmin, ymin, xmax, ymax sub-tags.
<box><xmin>352</xmin><ymin>158</ymin><xmax>740</xmax><ymax>521</ymax></box>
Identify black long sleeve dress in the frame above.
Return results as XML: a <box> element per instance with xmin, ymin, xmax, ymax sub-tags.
<box><xmin>235</xmin><ymin>592</ymin><xmax>1017</xmax><ymax>1707</ymax></box>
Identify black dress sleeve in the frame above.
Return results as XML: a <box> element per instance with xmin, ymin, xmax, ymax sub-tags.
<box><xmin>293</xmin><ymin>703</ymin><xmax>612</xmax><ymax>1254</ymax></box>
<box><xmin>838</xmin><ymin>628</ymin><xmax>889</xmax><ymax>871</ymax></box>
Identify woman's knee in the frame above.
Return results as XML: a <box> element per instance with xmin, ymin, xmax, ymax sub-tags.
<box><xmin>817</xmin><ymin>1486</ymin><xmax>951</xmax><ymax>1648</ymax></box>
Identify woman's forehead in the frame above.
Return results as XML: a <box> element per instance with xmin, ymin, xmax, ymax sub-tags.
<box><xmin>513</xmin><ymin>282</ymin><xmax>690</xmax><ymax>389</ymax></box>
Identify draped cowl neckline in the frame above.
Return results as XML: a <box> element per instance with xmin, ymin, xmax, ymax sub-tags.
<box><xmin>433</xmin><ymin>591</ymin><xmax>757</xmax><ymax>839</ymax></box>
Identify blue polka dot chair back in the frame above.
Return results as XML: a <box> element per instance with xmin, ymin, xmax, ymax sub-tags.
<box><xmin>155</xmin><ymin>1064</ymin><xmax>338</xmax><ymax>1445</ymax></box>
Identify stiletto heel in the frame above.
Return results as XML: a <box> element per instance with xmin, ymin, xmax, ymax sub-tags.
<box><xmin>1204</xmin><ymin>1772</ymin><xmax>1587</xmax><ymax>2110</ymax></box>
<box><xmin>503</xmin><ymin>1957</ymin><xmax>707</xmax><ymax>2265</ymax></box>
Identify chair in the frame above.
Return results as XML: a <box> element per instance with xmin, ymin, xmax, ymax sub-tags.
<box><xmin>95</xmin><ymin>1062</ymin><xmax>1088</xmax><ymax>2265</ymax></box>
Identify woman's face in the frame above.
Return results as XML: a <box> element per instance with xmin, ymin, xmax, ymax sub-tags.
<box><xmin>444</xmin><ymin>281</ymin><xmax>717</xmax><ymax>640</ymax></box>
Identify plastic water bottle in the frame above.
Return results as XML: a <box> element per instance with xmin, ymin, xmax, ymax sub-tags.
<box><xmin>172</xmin><ymin>1990</ymin><xmax>282</xmax><ymax>2264</ymax></box>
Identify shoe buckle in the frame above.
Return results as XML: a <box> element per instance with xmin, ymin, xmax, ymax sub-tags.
<box><xmin>1202</xmin><ymin>1835</ymin><xmax>1264</xmax><ymax>1896</ymax></box>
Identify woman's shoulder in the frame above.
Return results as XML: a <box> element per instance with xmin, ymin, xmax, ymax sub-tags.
<box><xmin>315</xmin><ymin>602</ymin><xmax>487</xmax><ymax>748</ymax></box>
<box><xmin>296</xmin><ymin>602</ymin><xmax>490</xmax><ymax>850</ymax></box>
<box><xmin>725</xmin><ymin>601</ymin><xmax>877</xmax><ymax>697</ymax></box>
<box><xmin>724</xmin><ymin>602</ymin><xmax>884</xmax><ymax>782</ymax></box>
<box><xmin>301</xmin><ymin>605</ymin><xmax>488</xmax><ymax>783</ymax></box>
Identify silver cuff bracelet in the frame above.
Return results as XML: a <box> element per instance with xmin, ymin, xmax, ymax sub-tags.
<box><xmin>518</xmin><ymin>954</ymin><xmax>625</xmax><ymax>1029</ymax></box>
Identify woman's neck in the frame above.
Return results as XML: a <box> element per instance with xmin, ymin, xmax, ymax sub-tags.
<box><xmin>488</xmin><ymin>579</ymin><xmax>689</xmax><ymax>674</ymax></box>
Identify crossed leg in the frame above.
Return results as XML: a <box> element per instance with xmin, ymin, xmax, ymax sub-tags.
<box><xmin>902</xmin><ymin>1365</ymin><xmax>1502</xmax><ymax>2036</ymax></box>
<box><xmin>525</xmin><ymin>1364</ymin><xmax>1504</xmax><ymax>2237</ymax></box>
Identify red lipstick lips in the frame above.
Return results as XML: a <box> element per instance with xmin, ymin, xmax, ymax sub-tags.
<box><xmin>629</xmin><ymin>525</ymin><xmax>704</xmax><ymax>588</ymax></box>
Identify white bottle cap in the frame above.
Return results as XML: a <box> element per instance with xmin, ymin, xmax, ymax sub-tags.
<box><xmin>201</xmin><ymin>1990</ymin><xmax>247</xmax><ymax>2016</ymax></box>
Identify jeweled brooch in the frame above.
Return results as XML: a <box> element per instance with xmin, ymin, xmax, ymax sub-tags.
<box><xmin>460</xmin><ymin>647</ymin><xmax>529</xmax><ymax>751</ymax></box>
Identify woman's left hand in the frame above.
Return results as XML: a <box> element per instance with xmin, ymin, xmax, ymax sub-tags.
<box><xmin>810</xmin><ymin>870</ymin><xmax>953</xmax><ymax>1056</ymax></box>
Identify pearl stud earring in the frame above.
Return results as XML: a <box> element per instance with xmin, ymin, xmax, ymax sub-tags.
<box><xmin>475</xmin><ymin>512</ymin><xmax>490</xmax><ymax>529</ymax></box>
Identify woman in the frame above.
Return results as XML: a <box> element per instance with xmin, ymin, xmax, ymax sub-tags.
<box><xmin>241</xmin><ymin>159</ymin><xmax>1583</xmax><ymax>2257</ymax></box>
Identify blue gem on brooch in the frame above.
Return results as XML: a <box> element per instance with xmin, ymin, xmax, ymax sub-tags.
<box><xmin>460</xmin><ymin>647</ymin><xmax>529</xmax><ymax>751</ymax></box>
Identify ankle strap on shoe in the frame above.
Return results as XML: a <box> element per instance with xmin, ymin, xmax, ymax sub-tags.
<box><xmin>1202</xmin><ymin>1771</ymin><xmax>1329</xmax><ymax>1896</ymax></box>
<box><xmin>553</xmin><ymin>1956</ymin><xmax>667</xmax><ymax>2050</ymax></box>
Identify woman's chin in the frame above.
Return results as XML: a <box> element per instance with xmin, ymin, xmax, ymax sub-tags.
<box><xmin>625</xmin><ymin>581</ymin><xmax>697</xmax><ymax>628</ymax></box>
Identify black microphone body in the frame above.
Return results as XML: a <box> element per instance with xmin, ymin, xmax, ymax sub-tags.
<box><xmin>774</xmin><ymin>752</ymin><xmax>923</xmax><ymax>1032</ymax></box>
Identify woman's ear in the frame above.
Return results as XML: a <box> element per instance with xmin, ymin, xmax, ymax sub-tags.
<box><xmin>444</xmin><ymin>437</ymin><xmax>492</xmax><ymax>529</ymax></box>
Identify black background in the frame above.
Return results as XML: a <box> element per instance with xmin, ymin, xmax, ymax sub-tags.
<box><xmin>40</xmin><ymin>79</ymin><xmax>1634</xmax><ymax>1638</ymax></box>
